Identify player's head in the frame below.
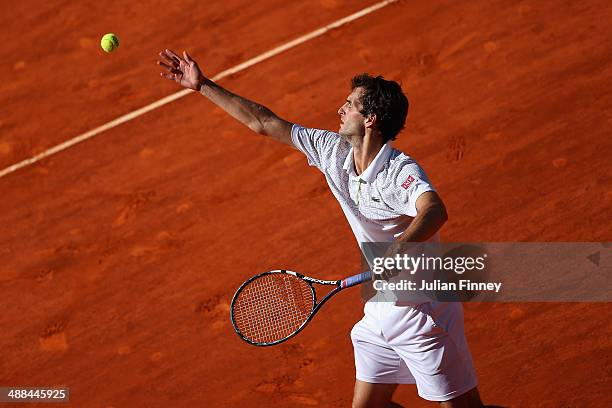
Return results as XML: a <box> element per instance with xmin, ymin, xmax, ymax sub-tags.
<box><xmin>337</xmin><ymin>74</ymin><xmax>409</xmax><ymax>143</ymax></box>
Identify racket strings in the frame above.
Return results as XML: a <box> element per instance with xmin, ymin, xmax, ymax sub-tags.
<box><xmin>232</xmin><ymin>274</ymin><xmax>314</xmax><ymax>344</ymax></box>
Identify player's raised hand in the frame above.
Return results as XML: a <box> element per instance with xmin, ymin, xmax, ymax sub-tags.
<box><xmin>158</xmin><ymin>49</ymin><xmax>204</xmax><ymax>91</ymax></box>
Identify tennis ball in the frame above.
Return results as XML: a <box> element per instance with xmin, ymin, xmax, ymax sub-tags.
<box><xmin>100</xmin><ymin>33</ymin><xmax>120</xmax><ymax>53</ymax></box>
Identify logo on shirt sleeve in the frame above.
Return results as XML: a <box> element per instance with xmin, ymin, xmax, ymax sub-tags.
<box><xmin>401</xmin><ymin>175</ymin><xmax>416</xmax><ymax>190</ymax></box>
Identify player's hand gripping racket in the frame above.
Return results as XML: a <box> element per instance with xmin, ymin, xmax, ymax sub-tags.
<box><xmin>230</xmin><ymin>270</ymin><xmax>372</xmax><ymax>346</ymax></box>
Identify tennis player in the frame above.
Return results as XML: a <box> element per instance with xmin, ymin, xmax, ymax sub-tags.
<box><xmin>158</xmin><ymin>49</ymin><xmax>483</xmax><ymax>408</ymax></box>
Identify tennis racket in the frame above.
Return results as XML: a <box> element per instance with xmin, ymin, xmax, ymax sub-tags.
<box><xmin>230</xmin><ymin>269</ymin><xmax>373</xmax><ymax>346</ymax></box>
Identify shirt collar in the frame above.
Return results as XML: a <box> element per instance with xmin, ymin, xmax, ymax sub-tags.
<box><xmin>343</xmin><ymin>142</ymin><xmax>393</xmax><ymax>183</ymax></box>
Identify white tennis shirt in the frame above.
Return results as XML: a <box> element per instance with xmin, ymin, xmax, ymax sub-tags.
<box><xmin>291</xmin><ymin>124</ymin><xmax>437</xmax><ymax>245</ymax></box>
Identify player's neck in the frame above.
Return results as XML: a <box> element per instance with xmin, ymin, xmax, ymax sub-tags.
<box><xmin>352</xmin><ymin>133</ymin><xmax>384</xmax><ymax>176</ymax></box>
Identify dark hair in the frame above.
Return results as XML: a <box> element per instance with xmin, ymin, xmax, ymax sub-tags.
<box><xmin>351</xmin><ymin>74</ymin><xmax>409</xmax><ymax>142</ymax></box>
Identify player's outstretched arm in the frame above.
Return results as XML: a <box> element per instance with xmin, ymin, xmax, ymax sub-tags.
<box><xmin>157</xmin><ymin>49</ymin><xmax>293</xmax><ymax>146</ymax></box>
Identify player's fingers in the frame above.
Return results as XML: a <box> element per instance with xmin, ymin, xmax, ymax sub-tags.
<box><xmin>382</xmin><ymin>269</ymin><xmax>395</xmax><ymax>281</ymax></box>
<box><xmin>160</xmin><ymin>52</ymin><xmax>181</xmax><ymax>69</ymax></box>
<box><xmin>159</xmin><ymin>49</ymin><xmax>172</xmax><ymax>59</ymax></box>
<box><xmin>161</xmin><ymin>72</ymin><xmax>182</xmax><ymax>83</ymax></box>
<box><xmin>158</xmin><ymin>53</ymin><xmax>179</xmax><ymax>68</ymax></box>
<box><xmin>165</xmin><ymin>49</ymin><xmax>183</xmax><ymax>63</ymax></box>
<box><xmin>183</xmin><ymin>51</ymin><xmax>193</xmax><ymax>63</ymax></box>
<box><xmin>157</xmin><ymin>61</ymin><xmax>182</xmax><ymax>74</ymax></box>
<box><xmin>157</xmin><ymin>61</ymin><xmax>174</xmax><ymax>71</ymax></box>
<box><xmin>160</xmin><ymin>72</ymin><xmax>175</xmax><ymax>80</ymax></box>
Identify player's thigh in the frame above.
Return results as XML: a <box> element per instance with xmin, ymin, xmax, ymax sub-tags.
<box><xmin>352</xmin><ymin>380</ymin><xmax>399</xmax><ymax>408</ymax></box>
<box><xmin>384</xmin><ymin>302</ymin><xmax>478</xmax><ymax>401</ymax></box>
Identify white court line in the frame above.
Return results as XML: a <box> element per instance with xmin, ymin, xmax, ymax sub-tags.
<box><xmin>0</xmin><ymin>0</ymin><xmax>398</xmax><ymax>180</ymax></box>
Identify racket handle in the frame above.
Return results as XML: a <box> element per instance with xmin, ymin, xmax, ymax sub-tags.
<box><xmin>341</xmin><ymin>271</ymin><xmax>372</xmax><ymax>288</ymax></box>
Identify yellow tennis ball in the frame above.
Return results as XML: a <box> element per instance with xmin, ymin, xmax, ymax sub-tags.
<box><xmin>100</xmin><ymin>33</ymin><xmax>120</xmax><ymax>53</ymax></box>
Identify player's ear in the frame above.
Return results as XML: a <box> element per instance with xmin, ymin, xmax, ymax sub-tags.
<box><xmin>364</xmin><ymin>113</ymin><xmax>377</xmax><ymax>129</ymax></box>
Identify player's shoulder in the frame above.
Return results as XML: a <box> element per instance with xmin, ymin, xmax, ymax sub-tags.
<box><xmin>381</xmin><ymin>147</ymin><xmax>426</xmax><ymax>183</ymax></box>
<box><xmin>292</xmin><ymin>123</ymin><xmax>341</xmax><ymax>140</ymax></box>
<box><xmin>373</xmin><ymin>147</ymin><xmax>432</xmax><ymax>196</ymax></box>
<box><xmin>292</xmin><ymin>124</ymin><xmax>346</xmax><ymax>151</ymax></box>
<box><xmin>291</xmin><ymin>124</ymin><xmax>349</xmax><ymax>169</ymax></box>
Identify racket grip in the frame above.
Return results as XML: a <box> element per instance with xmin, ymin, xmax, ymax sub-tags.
<box><xmin>341</xmin><ymin>271</ymin><xmax>373</xmax><ymax>288</ymax></box>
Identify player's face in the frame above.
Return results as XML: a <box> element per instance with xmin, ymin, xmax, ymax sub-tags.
<box><xmin>338</xmin><ymin>87</ymin><xmax>366</xmax><ymax>140</ymax></box>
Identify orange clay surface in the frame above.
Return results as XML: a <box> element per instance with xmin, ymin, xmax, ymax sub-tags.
<box><xmin>1</xmin><ymin>0</ymin><xmax>611</xmax><ymax>407</ymax></box>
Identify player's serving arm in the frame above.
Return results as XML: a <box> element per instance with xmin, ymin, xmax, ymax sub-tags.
<box><xmin>158</xmin><ymin>49</ymin><xmax>293</xmax><ymax>145</ymax></box>
<box><xmin>157</xmin><ymin>49</ymin><xmax>447</xmax><ymax>249</ymax></box>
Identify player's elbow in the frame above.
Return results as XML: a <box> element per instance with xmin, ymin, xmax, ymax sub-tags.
<box><xmin>258</xmin><ymin>111</ymin><xmax>279</xmax><ymax>136</ymax></box>
<box><xmin>247</xmin><ymin>120</ymin><xmax>265</xmax><ymax>134</ymax></box>
<box><xmin>251</xmin><ymin>106</ymin><xmax>277</xmax><ymax>135</ymax></box>
<box><xmin>245</xmin><ymin>105</ymin><xmax>273</xmax><ymax>134</ymax></box>
<box><xmin>426</xmin><ymin>201</ymin><xmax>448</xmax><ymax>229</ymax></box>
<box><xmin>438</xmin><ymin>202</ymin><xmax>448</xmax><ymax>225</ymax></box>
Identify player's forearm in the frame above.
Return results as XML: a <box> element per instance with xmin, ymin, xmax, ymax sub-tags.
<box><xmin>396</xmin><ymin>204</ymin><xmax>448</xmax><ymax>243</ymax></box>
<box><xmin>198</xmin><ymin>77</ymin><xmax>274</xmax><ymax>134</ymax></box>
<box><xmin>374</xmin><ymin>205</ymin><xmax>447</xmax><ymax>281</ymax></box>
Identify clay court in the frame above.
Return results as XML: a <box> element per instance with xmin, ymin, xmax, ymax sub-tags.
<box><xmin>1</xmin><ymin>0</ymin><xmax>611</xmax><ymax>406</ymax></box>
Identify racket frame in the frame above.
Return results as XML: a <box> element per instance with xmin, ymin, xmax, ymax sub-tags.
<box><xmin>230</xmin><ymin>269</ymin><xmax>367</xmax><ymax>347</ymax></box>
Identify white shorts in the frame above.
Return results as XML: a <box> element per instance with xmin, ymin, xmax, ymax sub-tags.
<box><xmin>350</xmin><ymin>300</ymin><xmax>478</xmax><ymax>402</ymax></box>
